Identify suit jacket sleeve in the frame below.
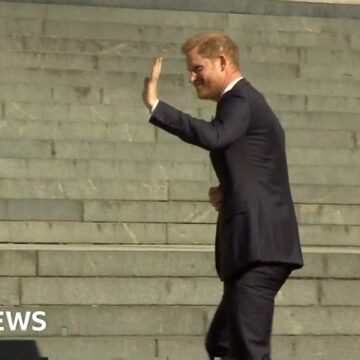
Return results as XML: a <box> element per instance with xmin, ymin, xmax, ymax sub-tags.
<box><xmin>149</xmin><ymin>95</ymin><xmax>250</xmax><ymax>151</ymax></box>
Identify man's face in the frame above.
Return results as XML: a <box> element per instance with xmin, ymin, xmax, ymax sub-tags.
<box><xmin>186</xmin><ymin>47</ymin><xmax>224</xmax><ymax>101</ymax></box>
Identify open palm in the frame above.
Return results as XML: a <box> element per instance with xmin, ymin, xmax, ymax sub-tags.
<box><xmin>142</xmin><ymin>57</ymin><xmax>163</xmax><ymax>110</ymax></box>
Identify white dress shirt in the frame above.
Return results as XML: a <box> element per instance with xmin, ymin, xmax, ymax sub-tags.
<box><xmin>221</xmin><ymin>76</ymin><xmax>243</xmax><ymax>97</ymax></box>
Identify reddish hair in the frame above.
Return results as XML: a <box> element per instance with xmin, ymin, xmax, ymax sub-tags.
<box><xmin>181</xmin><ymin>32</ymin><xmax>239</xmax><ymax>69</ymax></box>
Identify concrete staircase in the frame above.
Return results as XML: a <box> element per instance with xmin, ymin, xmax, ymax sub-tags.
<box><xmin>0</xmin><ymin>1</ymin><xmax>359</xmax><ymax>359</ymax></box>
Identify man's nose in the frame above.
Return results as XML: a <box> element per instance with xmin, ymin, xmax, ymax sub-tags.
<box><xmin>189</xmin><ymin>72</ymin><xmax>196</xmax><ymax>84</ymax></box>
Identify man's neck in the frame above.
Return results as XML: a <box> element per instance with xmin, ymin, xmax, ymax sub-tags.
<box><xmin>216</xmin><ymin>71</ymin><xmax>243</xmax><ymax>102</ymax></box>
<box><xmin>226</xmin><ymin>71</ymin><xmax>243</xmax><ymax>85</ymax></box>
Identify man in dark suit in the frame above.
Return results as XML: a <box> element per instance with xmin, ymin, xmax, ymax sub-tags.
<box><xmin>142</xmin><ymin>33</ymin><xmax>303</xmax><ymax>360</ymax></box>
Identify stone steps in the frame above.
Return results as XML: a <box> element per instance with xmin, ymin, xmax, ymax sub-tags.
<box><xmin>1</xmin><ymin>35</ymin><xmax>359</xmax><ymax>69</ymax></box>
<box><xmin>1</xmin><ymin>304</ymin><xmax>359</xmax><ymax>336</ymax></box>
<box><xmin>1</xmin><ymin>245</ymin><xmax>359</xmax><ymax>291</ymax></box>
<box><xmin>0</xmin><ymin>140</ymin><xmax>359</xmax><ymax>161</ymax></box>
<box><xmin>13</xmin><ymin>275</ymin><xmax>360</xmax><ymax>306</ymax></box>
<box><xmin>0</xmin><ymin>52</ymin><xmax>360</xmax><ymax>84</ymax></box>
<box><xmin>1</xmin><ymin>76</ymin><xmax>360</xmax><ymax>99</ymax></box>
<box><xmin>8</xmin><ymin>335</ymin><xmax>356</xmax><ymax>360</ymax></box>
<box><xmin>1</xmin><ymin>79</ymin><xmax>356</xmax><ymax>108</ymax></box>
<box><xmin>0</xmin><ymin>221</ymin><xmax>359</xmax><ymax>247</ymax></box>
<box><xmin>0</xmin><ymin>1</ymin><xmax>359</xmax><ymax>31</ymax></box>
<box><xmin>279</xmin><ymin>111</ymin><xmax>360</xmax><ymax>130</ymax></box>
<box><xmin>0</xmin><ymin>179</ymin><xmax>359</xmax><ymax>203</ymax></box>
<box><xmin>1</xmin><ymin>158</ymin><xmax>360</xmax><ymax>185</ymax></box>
<box><xmin>0</xmin><ymin>5</ymin><xmax>355</xmax><ymax>31</ymax></box>
<box><xmin>1</xmin><ymin>65</ymin><xmax>360</xmax><ymax>90</ymax></box>
<box><xmin>0</xmin><ymin>200</ymin><xmax>359</xmax><ymax>224</ymax></box>
<box><xmin>0</xmin><ymin>37</ymin><xmax>360</xmax><ymax>62</ymax></box>
<box><xmin>81</xmin><ymin>201</ymin><xmax>360</xmax><ymax>225</ymax></box>
<box><xmin>1</xmin><ymin>157</ymin><xmax>360</xmax><ymax>187</ymax></box>
<box><xmin>1</xmin><ymin>108</ymin><xmax>359</xmax><ymax>130</ymax></box>
<box><xmin>0</xmin><ymin>12</ymin><xmax>360</xmax><ymax>45</ymax></box>
<box><xmin>1</xmin><ymin>10</ymin><xmax>360</xmax><ymax>34</ymax></box>
<box><xmin>0</xmin><ymin>247</ymin><xmax>359</xmax><ymax>357</ymax></box>
<box><xmin>1</xmin><ymin>111</ymin><xmax>359</xmax><ymax>131</ymax></box>
<box><xmin>0</xmin><ymin>46</ymin><xmax>359</xmax><ymax>65</ymax></box>
<box><xmin>1</xmin><ymin>98</ymin><xmax>360</xmax><ymax>121</ymax></box>
<box><xmin>1</xmin><ymin>245</ymin><xmax>359</xmax><ymax>275</ymax></box>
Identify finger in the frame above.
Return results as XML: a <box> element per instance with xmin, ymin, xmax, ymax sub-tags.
<box><xmin>210</xmin><ymin>191</ymin><xmax>222</xmax><ymax>201</ymax></box>
<box><xmin>155</xmin><ymin>57</ymin><xmax>162</xmax><ymax>79</ymax></box>
<box><xmin>150</xmin><ymin>58</ymin><xmax>158</xmax><ymax>80</ymax></box>
<box><xmin>211</xmin><ymin>192</ymin><xmax>222</xmax><ymax>202</ymax></box>
<box><xmin>157</xmin><ymin>56</ymin><xmax>163</xmax><ymax>75</ymax></box>
<box><xmin>212</xmin><ymin>196</ymin><xmax>221</xmax><ymax>206</ymax></box>
<box><xmin>208</xmin><ymin>186</ymin><xmax>217</xmax><ymax>195</ymax></box>
<box><xmin>151</xmin><ymin>57</ymin><xmax>163</xmax><ymax>80</ymax></box>
<box><xmin>142</xmin><ymin>77</ymin><xmax>149</xmax><ymax>98</ymax></box>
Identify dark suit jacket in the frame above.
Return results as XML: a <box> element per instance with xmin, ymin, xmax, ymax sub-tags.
<box><xmin>150</xmin><ymin>78</ymin><xmax>303</xmax><ymax>280</ymax></box>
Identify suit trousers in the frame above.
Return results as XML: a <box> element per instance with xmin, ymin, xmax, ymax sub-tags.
<box><xmin>205</xmin><ymin>263</ymin><xmax>292</xmax><ymax>360</ymax></box>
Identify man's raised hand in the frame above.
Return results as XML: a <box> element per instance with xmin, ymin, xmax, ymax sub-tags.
<box><xmin>143</xmin><ymin>57</ymin><xmax>163</xmax><ymax>111</ymax></box>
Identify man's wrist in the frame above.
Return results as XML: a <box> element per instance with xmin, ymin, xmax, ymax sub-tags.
<box><xmin>150</xmin><ymin>99</ymin><xmax>159</xmax><ymax>113</ymax></box>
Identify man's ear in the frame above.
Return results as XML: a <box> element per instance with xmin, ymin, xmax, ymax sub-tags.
<box><xmin>219</xmin><ymin>55</ymin><xmax>226</xmax><ymax>71</ymax></box>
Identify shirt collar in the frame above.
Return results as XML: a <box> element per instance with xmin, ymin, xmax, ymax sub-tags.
<box><xmin>221</xmin><ymin>76</ymin><xmax>244</xmax><ymax>98</ymax></box>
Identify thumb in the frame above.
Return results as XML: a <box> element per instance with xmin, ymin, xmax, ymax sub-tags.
<box><xmin>144</xmin><ymin>76</ymin><xmax>150</xmax><ymax>86</ymax></box>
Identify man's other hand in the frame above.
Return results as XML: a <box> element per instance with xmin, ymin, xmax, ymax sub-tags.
<box><xmin>143</xmin><ymin>57</ymin><xmax>163</xmax><ymax>111</ymax></box>
<box><xmin>209</xmin><ymin>185</ymin><xmax>223</xmax><ymax>211</ymax></box>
